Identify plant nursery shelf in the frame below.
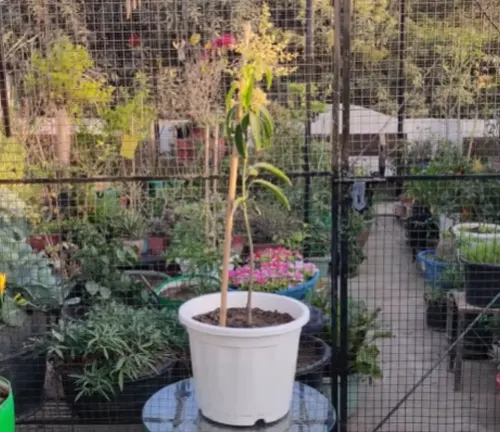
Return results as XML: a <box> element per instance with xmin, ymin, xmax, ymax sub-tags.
<box><xmin>142</xmin><ymin>379</ymin><xmax>336</xmax><ymax>431</ymax></box>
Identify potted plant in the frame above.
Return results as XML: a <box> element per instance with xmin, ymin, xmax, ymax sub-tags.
<box><xmin>460</xmin><ymin>240</ymin><xmax>500</xmax><ymax>308</ymax></box>
<box><xmin>234</xmin><ymin>202</ymin><xmax>303</xmax><ymax>254</ymax></box>
<box><xmin>229</xmin><ymin>247</ymin><xmax>319</xmax><ymax>300</ymax></box>
<box><xmin>416</xmin><ymin>250</ymin><xmax>452</xmax><ymax>290</ymax></box>
<box><xmin>147</xmin><ymin>217</ymin><xmax>168</xmax><ymax>255</ymax></box>
<box><xmin>452</xmin><ymin>223</ymin><xmax>500</xmax><ymax>252</ymax></box>
<box><xmin>28</xmin><ymin>220</ymin><xmax>62</xmax><ymax>252</ymax></box>
<box><xmin>424</xmin><ymin>288</ymin><xmax>447</xmax><ymax>330</ymax></box>
<box><xmin>155</xmin><ymin>275</ymin><xmax>220</xmax><ymax>311</ymax></box>
<box><xmin>115</xmin><ymin>209</ymin><xmax>149</xmax><ymax>254</ymax></box>
<box><xmin>311</xmin><ymin>292</ymin><xmax>392</xmax><ymax>417</ymax></box>
<box><xmin>0</xmin><ymin>215</ymin><xmax>62</xmax><ymax>416</ymax></box>
<box><xmin>64</xmin><ymin>228</ymin><xmax>150</xmax><ymax>312</ymax></box>
<box><xmin>0</xmin><ymin>378</ymin><xmax>14</xmax><ymax>432</ymax></box>
<box><xmin>178</xmin><ymin>10</ymin><xmax>309</xmax><ymax>426</ymax></box>
<box><xmin>31</xmin><ymin>302</ymin><xmax>187</xmax><ymax>422</ymax></box>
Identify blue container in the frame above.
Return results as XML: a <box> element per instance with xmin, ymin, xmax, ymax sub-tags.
<box><xmin>230</xmin><ymin>271</ymin><xmax>320</xmax><ymax>300</ymax></box>
<box><xmin>416</xmin><ymin>250</ymin><xmax>451</xmax><ymax>290</ymax></box>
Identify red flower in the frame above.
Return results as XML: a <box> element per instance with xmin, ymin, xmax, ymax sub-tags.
<box><xmin>128</xmin><ymin>33</ymin><xmax>141</xmax><ymax>48</ymax></box>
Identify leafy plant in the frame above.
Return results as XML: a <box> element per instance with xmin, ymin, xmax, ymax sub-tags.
<box><xmin>219</xmin><ymin>6</ymin><xmax>296</xmax><ymax>325</ymax></box>
<box><xmin>311</xmin><ymin>292</ymin><xmax>392</xmax><ymax>380</ymax></box>
<box><xmin>114</xmin><ymin>209</ymin><xmax>149</xmax><ymax>240</ymax></box>
<box><xmin>30</xmin><ymin>302</ymin><xmax>187</xmax><ymax>400</ymax></box>
<box><xmin>0</xmin><ymin>206</ymin><xmax>62</xmax><ymax>327</ymax></box>
<box><xmin>166</xmin><ymin>201</ymin><xmax>225</xmax><ymax>276</ymax></box>
<box><xmin>25</xmin><ymin>36</ymin><xmax>113</xmax><ymax>168</ymax></box>
<box><xmin>67</xmin><ymin>226</ymin><xmax>147</xmax><ymax>305</ymax></box>
<box><xmin>461</xmin><ymin>241</ymin><xmax>500</xmax><ymax>265</ymax></box>
<box><xmin>104</xmin><ymin>73</ymin><xmax>156</xmax><ymax>142</ymax></box>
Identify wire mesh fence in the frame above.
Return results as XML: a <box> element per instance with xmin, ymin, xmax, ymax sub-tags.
<box><xmin>0</xmin><ymin>0</ymin><xmax>499</xmax><ymax>432</ymax></box>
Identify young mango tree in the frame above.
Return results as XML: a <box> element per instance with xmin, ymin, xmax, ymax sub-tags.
<box><xmin>219</xmin><ymin>7</ymin><xmax>296</xmax><ymax>326</ymax></box>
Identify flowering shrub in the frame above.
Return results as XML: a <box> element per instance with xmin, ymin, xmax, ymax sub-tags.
<box><xmin>229</xmin><ymin>248</ymin><xmax>318</xmax><ymax>293</ymax></box>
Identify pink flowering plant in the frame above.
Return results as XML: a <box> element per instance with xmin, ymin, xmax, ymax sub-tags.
<box><xmin>229</xmin><ymin>248</ymin><xmax>318</xmax><ymax>293</ymax></box>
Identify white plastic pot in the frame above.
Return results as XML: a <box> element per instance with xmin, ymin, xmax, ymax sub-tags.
<box><xmin>178</xmin><ymin>291</ymin><xmax>310</xmax><ymax>426</ymax></box>
<box><xmin>451</xmin><ymin>223</ymin><xmax>500</xmax><ymax>250</ymax></box>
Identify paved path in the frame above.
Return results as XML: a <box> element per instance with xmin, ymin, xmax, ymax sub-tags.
<box><xmin>348</xmin><ymin>203</ymin><xmax>500</xmax><ymax>432</ymax></box>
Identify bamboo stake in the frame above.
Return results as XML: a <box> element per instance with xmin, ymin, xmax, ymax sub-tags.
<box><xmin>219</xmin><ymin>146</ymin><xmax>239</xmax><ymax>326</ymax></box>
<box><xmin>204</xmin><ymin>126</ymin><xmax>211</xmax><ymax>245</ymax></box>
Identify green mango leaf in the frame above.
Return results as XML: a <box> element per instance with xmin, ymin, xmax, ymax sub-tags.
<box><xmin>225</xmin><ymin>82</ymin><xmax>238</xmax><ymax>112</ymax></box>
<box><xmin>234</xmin><ymin>124</ymin><xmax>247</xmax><ymax>157</ymax></box>
<box><xmin>224</xmin><ymin>107</ymin><xmax>236</xmax><ymax>139</ymax></box>
<box><xmin>249</xmin><ymin>162</ymin><xmax>292</xmax><ymax>185</ymax></box>
<box><xmin>249</xmin><ymin>179</ymin><xmax>290</xmax><ymax>210</ymax></box>
<box><xmin>1</xmin><ymin>295</ymin><xmax>27</xmax><ymax>327</ymax></box>
<box><xmin>266</xmin><ymin>70</ymin><xmax>273</xmax><ymax>89</ymax></box>
<box><xmin>241</xmin><ymin>75</ymin><xmax>254</xmax><ymax>109</ymax></box>
<box><xmin>249</xmin><ymin>112</ymin><xmax>262</xmax><ymax>151</ymax></box>
<box><xmin>259</xmin><ymin>105</ymin><xmax>274</xmax><ymax>142</ymax></box>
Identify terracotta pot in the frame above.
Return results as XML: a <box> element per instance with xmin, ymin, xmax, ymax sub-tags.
<box><xmin>28</xmin><ymin>234</ymin><xmax>61</xmax><ymax>252</ymax></box>
<box><xmin>253</xmin><ymin>243</ymin><xmax>282</xmax><ymax>253</ymax></box>
<box><xmin>148</xmin><ymin>237</ymin><xmax>167</xmax><ymax>255</ymax></box>
<box><xmin>176</xmin><ymin>139</ymin><xmax>196</xmax><ymax>164</ymax></box>
<box><xmin>401</xmin><ymin>197</ymin><xmax>415</xmax><ymax>205</ymax></box>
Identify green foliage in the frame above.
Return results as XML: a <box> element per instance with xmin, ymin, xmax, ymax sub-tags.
<box><xmin>67</xmin><ymin>224</ymin><xmax>147</xmax><ymax>304</ymax></box>
<box><xmin>461</xmin><ymin>240</ymin><xmax>500</xmax><ymax>265</ymax></box>
<box><xmin>113</xmin><ymin>209</ymin><xmax>149</xmax><ymax>240</ymax></box>
<box><xmin>311</xmin><ymin>292</ymin><xmax>392</xmax><ymax>379</ymax></box>
<box><xmin>0</xmin><ymin>198</ymin><xmax>62</xmax><ymax>327</ymax></box>
<box><xmin>25</xmin><ymin>37</ymin><xmax>113</xmax><ymax>114</ymax></box>
<box><xmin>103</xmin><ymin>73</ymin><xmax>156</xmax><ymax>141</ymax></box>
<box><xmin>31</xmin><ymin>302</ymin><xmax>187</xmax><ymax>400</ymax></box>
<box><xmin>166</xmin><ymin>202</ymin><xmax>223</xmax><ymax>276</ymax></box>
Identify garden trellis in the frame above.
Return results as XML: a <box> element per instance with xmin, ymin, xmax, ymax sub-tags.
<box><xmin>0</xmin><ymin>0</ymin><xmax>499</xmax><ymax>432</ymax></box>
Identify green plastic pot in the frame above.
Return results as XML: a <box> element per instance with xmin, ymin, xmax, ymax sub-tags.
<box><xmin>154</xmin><ymin>275</ymin><xmax>220</xmax><ymax>311</ymax></box>
<box><xmin>0</xmin><ymin>377</ymin><xmax>15</xmax><ymax>432</ymax></box>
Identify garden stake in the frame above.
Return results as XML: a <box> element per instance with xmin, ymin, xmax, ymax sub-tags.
<box><xmin>219</xmin><ymin>146</ymin><xmax>239</xmax><ymax>326</ymax></box>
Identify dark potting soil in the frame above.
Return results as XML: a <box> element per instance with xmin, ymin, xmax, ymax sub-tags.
<box><xmin>160</xmin><ymin>285</ymin><xmax>198</xmax><ymax>301</ymax></box>
<box><xmin>194</xmin><ymin>307</ymin><xmax>294</xmax><ymax>328</ymax></box>
<box><xmin>296</xmin><ymin>339</ymin><xmax>324</xmax><ymax>370</ymax></box>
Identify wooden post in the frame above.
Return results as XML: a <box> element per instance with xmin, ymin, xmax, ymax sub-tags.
<box><xmin>219</xmin><ymin>146</ymin><xmax>239</xmax><ymax>326</ymax></box>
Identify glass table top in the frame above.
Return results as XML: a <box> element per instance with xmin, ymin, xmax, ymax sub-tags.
<box><xmin>143</xmin><ymin>378</ymin><xmax>336</xmax><ymax>432</ymax></box>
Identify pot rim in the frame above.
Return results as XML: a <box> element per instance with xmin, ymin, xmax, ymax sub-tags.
<box><xmin>459</xmin><ymin>255</ymin><xmax>500</xmax><ymax>269</ymax></box>
<box><xmin>295</xmin><ymin>335</ymin><xmax>332</xmax><ymax>376</ymax></box>
<box><xmin>179</xmin><ymin>291</ymin><xmax>310</xmax><ymax>338</ymax></box>
<box><xmin>452</xmin><ymin>223</ymin><xmax>500</xmax><ymax>239</ymax></box>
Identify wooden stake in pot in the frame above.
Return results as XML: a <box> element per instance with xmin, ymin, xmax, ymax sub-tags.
<box><xmin>219</xmin><ymin>147</ymin><xmax>239</xmax><ymax>327</ymax></box>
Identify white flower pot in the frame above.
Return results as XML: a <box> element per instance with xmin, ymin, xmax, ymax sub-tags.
<box><xmin>178</xmin><ymin>291</ymin><xmax>310</xmax><ymax>426</ymax></box>
<box><xmin>451</xmin><ymin>222</ymin><xmax>500</xmax><ymax>251</ymax></box>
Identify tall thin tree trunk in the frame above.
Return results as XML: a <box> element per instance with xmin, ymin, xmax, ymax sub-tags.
<box><xmin>55</xmin><ymin>107</ymin><xmax>72</xmax><ymax>170</ymax></box>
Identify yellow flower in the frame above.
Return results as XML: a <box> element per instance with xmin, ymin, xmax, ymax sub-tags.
<box><xmin>0</xmin><ymin>273</ymin><xmax>6</xmax><ymax>297</ymax></box>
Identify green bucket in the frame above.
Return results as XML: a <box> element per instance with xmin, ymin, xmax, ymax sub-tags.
<box><xmin>154</xmin><ymin>275</ymin><xmax>220</xmax><ymax>311</ymax></box>
<box><xmin>0</xmin><ymin>378</ymin><xmax>15</xmax><ymax>432</ymax></box>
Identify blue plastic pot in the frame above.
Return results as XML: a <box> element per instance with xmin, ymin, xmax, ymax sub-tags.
<box><xmin>230</xmin><ymin>271</ymin><xmax>320</xmax><ymax>300</ymax></box>
<box><xmin>416</xmin><ymin>250</ymin><xmax>451</xmax><ymax>290</ymax></box>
